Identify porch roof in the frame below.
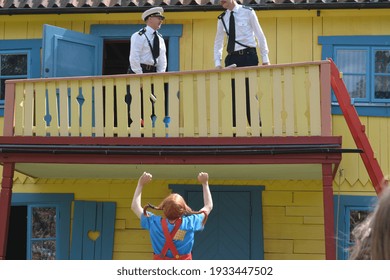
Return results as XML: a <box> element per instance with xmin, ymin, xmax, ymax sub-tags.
<box><xmin>0</xmin><ymin>136</ymin><xmax>353</xmax><ymax>179</ymax></box>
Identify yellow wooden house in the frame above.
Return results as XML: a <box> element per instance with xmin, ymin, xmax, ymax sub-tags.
<box><xmin>0</xmin><ymin>0</ymin><xmax>389</xmax><ymax>260</ymax></box>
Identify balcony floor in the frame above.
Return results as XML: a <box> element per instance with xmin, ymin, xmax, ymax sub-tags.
<box><xmin>14</xmin><ymin>162</ymin><xmax>325</xmax><ymax>180</ymax></box>
<box><xmin>0</xmin><ymin>135</ymin><xmax>356</xmax><ymax>180</ymax></box>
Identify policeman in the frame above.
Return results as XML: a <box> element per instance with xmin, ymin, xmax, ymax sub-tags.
<box><xmin>214</xmin><ymin>0</ymin><xmax>270</xmax><ymax>68</ymax></box>
<box><xmin>214</xmin><ymin>0</ymin><xmax>270</xmax><ymax>127</ymax></box>
<box><xmin>127</xmin><ymin>7</ymin><xmax>168</xmax><ymax>126</ymax></box>
<box><xmin>128</xmin><ymin>7</ymin><xmax>167</xmax><ymax>74</ymax></box>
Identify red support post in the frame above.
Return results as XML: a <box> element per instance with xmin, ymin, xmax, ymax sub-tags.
<box><xmin>0</xmin><ymin>163</ymin><xmax>15</xmax><ymax>260</ymax></box>
<box><xmin>322</xmin><ymin>163</ymin><xmax>336</xmax><ymax>260</ymax></box>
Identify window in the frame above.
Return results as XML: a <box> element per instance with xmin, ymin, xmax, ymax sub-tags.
<box><xmin>0</xmin><ymin>53</ymin><xmax>28</xmax><ymax>100</ymax></box>
<box><xmin>346</xmin><ymin>207</ymin><xmax>371</xmax><ymax>257</ymax></box>
<box><xmin>374</xmin><ymin>49</ymin><xmax>390</xmax><ymax>99</ymax></box>
<box><xmin>335</xmin><ymin>48</ymin><xmax>368</xmax><ymax>101</ymax></box>
<box><xmin>30</xmin><ymin>206</ymin><xmax>57</xmax><ymax>260</ymax></box>
<box><xmin>334</xmin><ymin>195</ymin><xmax>377</xmax><ymax>260</ymax></box>
<box><xmin>0</xmin><ymin>40</ymin><xmax>41</xmax><ymax>116</ymax></box>
<box><xmin>319</xmin><ymin>36</ymin><xmax>390</xmax><ymax>116</ymax></box>
<box><xmin>9</xmin><ymin>193</ymin><xmax>73</xmax><ymax>260</ymax></box>
<box><xmin>334</xmin><ymin>47</ymin><xmax>390</xmax><ymax>103</ymax></box>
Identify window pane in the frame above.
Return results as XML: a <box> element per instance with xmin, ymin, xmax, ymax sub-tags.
<box><xmin>349</xmin><ymin>209</ymin><xmax>370</xmax><ymax>242</ymax></box>
<box><xmin>336</xmin><ymin>50</ymin><xmax>367</xmax><ymax>73</ymax></box>
<box><xmin>375</xmin><ymin>50</ymin><xmax>390</xmax><ymax>74</ymax></box>
<box><xmin>375</xmin><ymin>76</ymin><xmax>390</xmax><ymax>99</ymax></box>
<box><xmin>0</xmin><ymin>79</ymin><xmax>5</xmax><ymax>100</ymax></box>
<box><xmin>32</xmin><ymin>207</ymin><xmax>56</xmax><ymax>238</ymax></box>
<box><xmin>32</xmin><ymin>240</ymin><xmax>56</xmax><ymax>260</ymax></box>
<box><xmin>343</xmin><ymin>75</ymin><xmax>366</xmax><ymax>99</ymax></box>
<box><xmin>336</xmin><ymin>49</ymin><xmax>367</xmax><ymax>99</ymax></box>
<box><xmin>0</xmin><ymin>54</ymin><xmax>27</xmax><ymax>75</ymax></box>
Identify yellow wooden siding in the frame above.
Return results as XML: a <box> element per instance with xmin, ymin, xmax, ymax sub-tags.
<box><xmin>262</xmin><ymin>180</ymin><xmax>325</xmax><ymax>259</ymax></box>
<box><xmin>332</xmin><ymin>115</ymin><xmax>390</xmax><ymax>193</ymax></box>
<box><xmin>264</xmin><ymin>239</ymin><xmax>294</xmax><ymax>254</ymax></box>
<box><xmin>1</xmin><ymin>10</ymin><xmax>389</xmax><ymax>68</ymax></box>
<box><xmin>0</xmin><ymin>21</ymin><xmax>4</xmax><ymax>39</ymax></box>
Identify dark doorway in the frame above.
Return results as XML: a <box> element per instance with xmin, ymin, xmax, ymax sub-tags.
<box><xmin>103</xmin><ymin>40</ymin><xmax>130</xmax><ymax>75</ymax></box>
<box><xmin>6</xmin><ymin>206</ymin><xmax>27</xmax><ymax>260</ymax></box>
<box><xmin>102</xmin><ymin>38</ymin><xmax>169</xmax><ymax>75</ymax></box>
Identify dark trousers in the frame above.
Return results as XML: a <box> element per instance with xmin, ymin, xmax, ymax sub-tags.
<box><xmin>224</xmin><ymin>48</ymin><xmax>259</xmax><ymax>126</ymax></box>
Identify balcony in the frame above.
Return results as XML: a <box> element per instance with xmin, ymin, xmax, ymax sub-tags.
<box><xmin>4</xmin><ymin>61</ymin><xmax>332</xmax><ymax>138</ymax></box>
<box><xmin>0</xmin><ymin>60</ymin><xmax>342</xmax><ymax>181</ymax></box>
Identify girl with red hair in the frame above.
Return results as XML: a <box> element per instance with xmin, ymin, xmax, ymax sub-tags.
<box><xmin>131</xmin><ymin>172</ymin><xmax>213</xmax><ymax>260</ymax></box>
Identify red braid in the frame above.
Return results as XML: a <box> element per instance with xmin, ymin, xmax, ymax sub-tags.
<box><xmin>143</xmin><ymin>193</ymin><xmax>208</xmax><ymax>224</ymax></box>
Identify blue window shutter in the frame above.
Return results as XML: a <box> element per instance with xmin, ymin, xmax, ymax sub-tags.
<box><xmin>70</xmin><ymin>201</ymin><xmax>116</xmax><ymax>260</ymax></box>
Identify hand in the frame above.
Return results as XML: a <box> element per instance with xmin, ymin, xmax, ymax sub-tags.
<box><xmin>262</xmin><ymin>62</ymin><xmax>270</xmax><ymax>66</ymax></box>
<box><xmin>138</xmin><ymin>172</ymin><xmax>152</xmax><ymax>186</ymax></box>
<box><xmin>225</xmin><ymin>64</ymin><xmax>237</xmax><ymax>69</ymax></box>
<box><xmin>197</xmin><ymin>172</ymin><xmax>209</xmax><ymax>184</ymax></box>
<box><xmin>216</xmin><ymin>66</ymin><xmax>222</xmax><ymax>69</ymax></box>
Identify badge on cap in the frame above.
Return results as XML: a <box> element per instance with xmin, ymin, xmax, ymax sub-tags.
<box><xmin>142</xmin><ymin>7</ymin><xmax>165</xmax><ymax>21</ymax></box>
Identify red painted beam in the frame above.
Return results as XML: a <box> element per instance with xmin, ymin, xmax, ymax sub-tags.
<box><xmin>0</xmin><ymin>163</ymin><xmax>15</xmax><ymax>260</ymax></box>
<box><xmin>322</xmin><ymin>163</ymin><xmax>336</xmax><ymax>260</ymax></box>
<box><xmin>0</xmin><ymin>136</ymin><xmax>342</xmax><ymax>146</ymax></box>
<box><xmin>0</xmin><ymin>152</ymin><xmax>342</xmax><ymax>165</ymax></box>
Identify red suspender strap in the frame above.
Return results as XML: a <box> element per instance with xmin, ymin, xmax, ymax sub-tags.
<box><xmin>159</xmin><ymin>218</ymin><xmax>182</xmax><ymax>259</ymax></box>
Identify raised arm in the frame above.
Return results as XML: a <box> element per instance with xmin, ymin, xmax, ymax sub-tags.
<box><xmin>197</xmin><ymin>172</ymin><xmax>213</xmax><ymax>215</ymax></box>
<box><xmin>131</xmin><ymin>172</ymin><xmax>152</xmax><ymax>219</ymax></box>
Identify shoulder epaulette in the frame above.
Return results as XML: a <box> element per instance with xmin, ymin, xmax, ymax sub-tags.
<box><xmin>242</xmin><ymin>5</ymin><xmax>253</xmax><ymax>10</ymax></box>
<box><xmin>138</xmin><ymin>28</ymin><xmax>146</xmax><ymax>35</ymax></box>
<box><xmin>217</xmin><ymin>11</ymin><xmax>226</xmax><ymax>19</ymax></box>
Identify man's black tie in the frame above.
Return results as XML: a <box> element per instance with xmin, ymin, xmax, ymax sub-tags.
<box><xmin>152</xmin><ymin>31</ymin><xmax>160</xmax><ymax>61</ymax></box>
<box><xmin>227</xmin><ymin>11</ymin><xmax>235</xmax><ymax>54</ymax></box>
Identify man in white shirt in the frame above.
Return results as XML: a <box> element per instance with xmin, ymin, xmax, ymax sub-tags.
<box><xmin>128</xmin><ymin>7</ymin><xmax>167</xmax><ymax>74</ymax></box>
<box><xmin>214</xmin><ymin>0</ymin><xmax>270</xmax><ymax>126</ymax></box>
<box><xmin>127</xmin><ymin>7</ymin><xmax>168</xmax><ymax>126</ymax></box>
<box><xmin>214</xmin><ymin>0</ymin><xmax>270</xmax><ymax>68</ymax></box>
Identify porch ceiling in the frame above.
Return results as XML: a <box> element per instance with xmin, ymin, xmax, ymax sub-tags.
<box><xmin>14</xmin><ymin>163</ymin><xmax>325</xmax><ymax>180</ymax></box>
<box><xmin>0</xmin><ymin>136</ymin><xmax>351</xmax><ymax>180</ymax></box>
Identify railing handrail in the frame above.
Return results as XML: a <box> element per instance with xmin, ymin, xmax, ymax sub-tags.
<box><xmin>5</xmin><ymin>60</ymin><xmax>330</xmax><ymax>84</ymax></box>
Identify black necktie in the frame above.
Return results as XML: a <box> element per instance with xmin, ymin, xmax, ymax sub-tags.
<box><xmin>152</xmin><ymin>31</ymin><xmax>160</xmax><ymax>60</ymax></box>
<box><xmin>227</xmin><ymin>11</ymin><xmax>235</xmax><ymax>54</ymax></box>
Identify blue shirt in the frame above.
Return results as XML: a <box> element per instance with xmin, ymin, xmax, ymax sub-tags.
<box><xmin>141</xmin><ymin>212</ymin><xmax>205</xmax><ymax>258</ymax></box>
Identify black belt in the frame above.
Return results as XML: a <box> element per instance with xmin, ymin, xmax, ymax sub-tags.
<box><xmin>228</xmin><ymin>47</ymin><xmax>256</xmax><ymax>56</ymax></box>
<box><xmin>141</xmin><ymin>64</ymin><xmax>157</xmax><ymax>72</ymax></box>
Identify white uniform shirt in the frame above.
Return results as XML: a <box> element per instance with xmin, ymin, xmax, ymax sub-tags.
<box><xmin>214</xmin><ymin>5</ymin><xmax>270</xmax><ymax>67</ymax></box>
<box><xmin>129</xmin><ymin>26</ymin><xmax>167</xmax><ymax>74</ymax></box>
